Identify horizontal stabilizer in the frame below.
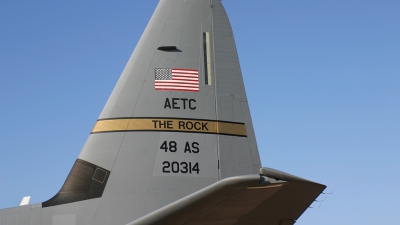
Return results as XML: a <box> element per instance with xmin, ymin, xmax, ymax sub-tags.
<box><xmin>128</xmin><ymin>168</ymin><xmax>326</xmax><ymax>225</ymax></box>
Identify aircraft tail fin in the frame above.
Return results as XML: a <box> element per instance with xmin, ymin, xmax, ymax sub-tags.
<box><xmin>0</xmin><ymin>1</ymin><xmax>326</xmax><ymax>224</ymax></box>
<box><xmin>41</xmin><ymin>0</ymin><xmax>261</xmax><ymax>218</ymax></box>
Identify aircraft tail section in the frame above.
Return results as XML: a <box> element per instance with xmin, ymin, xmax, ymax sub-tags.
<box><xmin>0</xmin><ymin>1</ymin><xmax>326</xmax><ymax>224</ymax></box>
<box><xmin>70</xmin><ymin>0</ymin><xmax>258</xmax><ymax>216</ymax></box>
<box><xmin>12</xmin><ymin>1</ymin><xmax>262</xmax><ymax>223</ymax></box>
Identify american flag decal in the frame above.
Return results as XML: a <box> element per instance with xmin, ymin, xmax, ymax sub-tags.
<box><xmin>155</xmin><ymin>68</ymin><xmax>199</xmax><ymax>92</ymax></box>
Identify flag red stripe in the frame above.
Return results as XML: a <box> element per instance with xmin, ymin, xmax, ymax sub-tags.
<box><xmin>172</xmin><ymin>77</ymin><xmax>199</xmax><ymax>81</ymax></box>
<box><xmin>156</xmin><ymin>89</ymin><xmax>199</xmax><ymax>92</ymax></box>
<box><xmin>171</xmin><ymin>73</ymin><xmax>198</xmax><ymax>77</ymax></box>
<box><xmin>155</xmin><ymin>87</ymin><xmax>199</xmax><ymax>91</ymax></box>
<box><xmin>155</xmin><ymin>83</ymin><xmax>199</xmax><ymax>87</ymax></box>
<box><xmin>172</xmin><ymin>68</ymin><xmax>199</xmax><ymax>72</ymax></box>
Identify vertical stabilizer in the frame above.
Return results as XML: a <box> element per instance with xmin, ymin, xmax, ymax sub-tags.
<box><xmin>73</xmin><ymin>0</ymin><xmax>261</xmax><ymax>219</ymax></box>
<box><xmin>1</xmin><ymin>1</ymin><xmax>265</xmax><ymax>224</ymax></box>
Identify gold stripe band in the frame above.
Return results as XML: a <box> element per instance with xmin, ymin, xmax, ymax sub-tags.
<box><xmin>91</xmin><ymin>118</ymin><xmax>247</xmax><ymax>137</ymax></box>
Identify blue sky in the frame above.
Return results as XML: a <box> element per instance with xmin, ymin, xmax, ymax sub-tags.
<box><xmin>1</xmin><ymin>0</ymin><xmax>399</xmax><ymax>224</ymax></box>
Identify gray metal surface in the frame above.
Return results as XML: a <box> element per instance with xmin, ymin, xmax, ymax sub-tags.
<box><xmin>128</xmin><ymin>169</ymin><xmax>326</xmax><ymax>225</ymax></box>
<box><xmin>0</xmin><ymin>0</ymin><xmax>325</xmax><ymax>224</ymax></box>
